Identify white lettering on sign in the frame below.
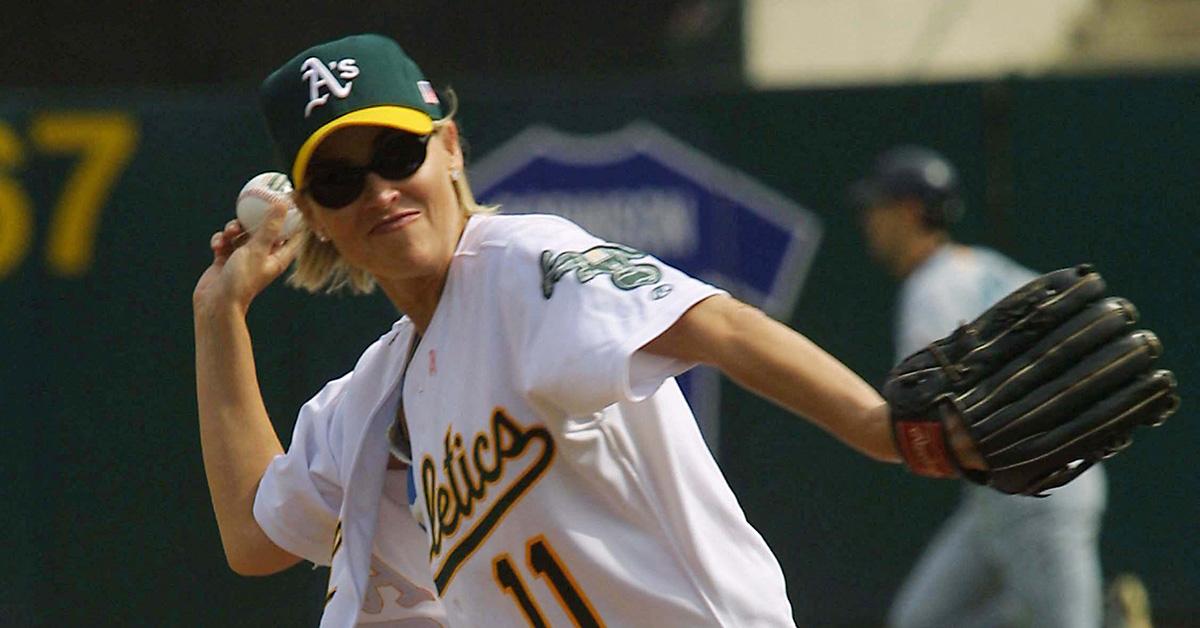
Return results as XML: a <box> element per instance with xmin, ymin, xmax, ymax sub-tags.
<box><xmin>492</xmin><ymin>187</ymin><xmax>700</xmax><ymax>258</ymax></box>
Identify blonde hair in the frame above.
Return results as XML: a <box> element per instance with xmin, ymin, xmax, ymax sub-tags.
<box><xmin>286</xmin><ymin>89</ymin><xmax>498</xmax><ymax>295</ymax></box>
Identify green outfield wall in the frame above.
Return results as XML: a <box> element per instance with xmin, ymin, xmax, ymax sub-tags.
<box><xmin>2</xmin><ymin>73</ymin><xmax>1195</xmax><ymax>626</ymax></box>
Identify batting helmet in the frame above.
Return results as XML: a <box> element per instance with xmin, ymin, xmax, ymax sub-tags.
<box><xmin>849</xmin><ymin>145</ymin><xmax>964</xmax><ymax>228</ymax></box>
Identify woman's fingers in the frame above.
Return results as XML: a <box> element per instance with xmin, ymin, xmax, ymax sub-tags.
<box><xmin>273</xmin><ymin>231</ymin><xmax>303</xmax><ymax>264</ymax></box>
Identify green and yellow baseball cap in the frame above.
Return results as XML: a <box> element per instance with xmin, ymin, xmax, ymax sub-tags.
<box><xmin>260</xmin><ymin>34</ymin><xmax>444</xmax><ymax>189</ymax></box>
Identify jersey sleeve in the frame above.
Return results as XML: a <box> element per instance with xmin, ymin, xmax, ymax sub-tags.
<box><xmin>895</xmin><ymin>279</ymin><xmax>969</xmax><ymax>361</ymax></box>
<box><xmin>496</xmin><ymin>216</ymin><xmax>723</xmax><ymax>417</ymax></box>
<box><xmin>895</xmin><ymin>247</ymin><xmax>1039</xmax><ymax>361</ymax></box>
<box><xmin>253</xmin><ymin>373</ymin><xmax>349</xmax><ymax>566</ymax></box>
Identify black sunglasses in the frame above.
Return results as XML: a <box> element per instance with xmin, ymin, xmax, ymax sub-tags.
<box><xmin>302</xmin><ymin>131</ymin><xmax>432</xmax><ymax>209</ymax></box>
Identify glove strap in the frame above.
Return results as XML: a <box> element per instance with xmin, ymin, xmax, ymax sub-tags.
<box><xmin>893</xmin><ymin>417</ymin><xmax>958</xmax><ymax>478</ymax></box>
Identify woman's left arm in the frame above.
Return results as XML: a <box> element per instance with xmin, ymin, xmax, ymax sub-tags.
<box><xmin>641</xmin><ymin>294</ymin><xmax>900</xmax><ymax>462</ymax></box>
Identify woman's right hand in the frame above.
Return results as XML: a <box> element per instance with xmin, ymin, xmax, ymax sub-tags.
<box><xmin>191</xmin><ymin>201</ymin><xmax>305</xmax><ymax>577</ymax></box>
<box><xmin>193</xmin><ymin>203</ymin><xmax>303</xmax><ymax>317</ymax></box>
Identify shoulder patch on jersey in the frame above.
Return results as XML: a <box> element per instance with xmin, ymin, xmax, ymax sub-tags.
<box><xmin>539</xmin><ymin>244</ymin><xmax>663</xmax><ymax>299</ymax></box>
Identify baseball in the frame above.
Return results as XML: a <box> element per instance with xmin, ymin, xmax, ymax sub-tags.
<box><xmin>236</xmin><ymin>172</ymin><xmax>303</xmax><ymax>238</ymax></box>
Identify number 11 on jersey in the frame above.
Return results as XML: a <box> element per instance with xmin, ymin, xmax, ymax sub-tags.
<box><xmin>493</xmin><ymin>534</ymin><xmax>603</xmax><ymax>627</ymax></box>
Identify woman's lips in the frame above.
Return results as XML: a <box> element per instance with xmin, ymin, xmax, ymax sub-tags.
<box><xmin>371</xmin><ymin>210</ymin><xmax>420</xmax><ymax>235</ymax></box>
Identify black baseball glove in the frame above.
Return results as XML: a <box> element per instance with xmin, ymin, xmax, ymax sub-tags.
<box><xmin>883</xmin><ymin>265</ymin><xmax>1179</xmax><ymax>495</ymax></box>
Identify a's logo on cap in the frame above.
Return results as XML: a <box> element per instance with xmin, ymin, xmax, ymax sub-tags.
<box><xmin>300</xmin><ymin>57</ymin><xmax>360</xmax><ymax>118</ymax></box>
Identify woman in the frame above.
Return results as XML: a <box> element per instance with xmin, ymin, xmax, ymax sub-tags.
<box><xmin>194</xmin><ymin>34</ymin><xmax>980</xmax><ymax>628</ymax></box>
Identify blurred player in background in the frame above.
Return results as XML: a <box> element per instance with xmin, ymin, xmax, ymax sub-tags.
<box><xmin>851</xmin><ymin>146</ymin><xmax>1107</xmax><ymax>628</ymax></box>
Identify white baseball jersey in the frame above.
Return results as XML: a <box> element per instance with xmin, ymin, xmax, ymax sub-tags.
<box><xmin>255</xmin><ymin>372</ymin><xmax>448</xmax><ymax>626</ymax></box>
<box><xmin>895</xmin><ymin>244</ymin><xmax>1039</xmax><ymax>360</ymax></box>
<box><xmin>255</xmin><ymin>213</ymin><xmax>796</xmax><ymax>627</ymax></box>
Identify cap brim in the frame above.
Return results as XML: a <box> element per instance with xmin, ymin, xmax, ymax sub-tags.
<box><xmin>292</xmin><ymin>105</ymin><xmax>434</xmax><ymax>188</ymax></box>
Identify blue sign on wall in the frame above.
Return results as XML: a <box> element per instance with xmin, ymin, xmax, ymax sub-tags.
<box><xmin>469</xmin><ymin>122</ymin><xmax>822</xmax><ymax>450</ymax></box>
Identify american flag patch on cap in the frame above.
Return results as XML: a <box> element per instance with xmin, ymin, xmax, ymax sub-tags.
<box><xmin>417</xmin><ymin>80</ymin><xmax>439</xmax><ymax>105</ymax></box>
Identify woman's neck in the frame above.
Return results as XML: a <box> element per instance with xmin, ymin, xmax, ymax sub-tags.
<box><xmin>379</xmin><ymin>272</ymin><xmax>448</xmax><ymax>333</ymax></box>
<box><xmin>377</xmin><ymin>214</ymin><xmax>471</xmax><ymax>333</ymax></box>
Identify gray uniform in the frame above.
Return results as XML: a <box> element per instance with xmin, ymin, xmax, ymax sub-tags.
<box><xmin>888</xmin><ymin>244</ymin><xmax>1106</xmax><ymax>628</ymax></box>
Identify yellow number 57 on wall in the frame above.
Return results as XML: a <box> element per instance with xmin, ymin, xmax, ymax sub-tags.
<box><xmin>0</xmin><ymin>112</ymin><xmax>138</xmax><ymax>279</ymax></box>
